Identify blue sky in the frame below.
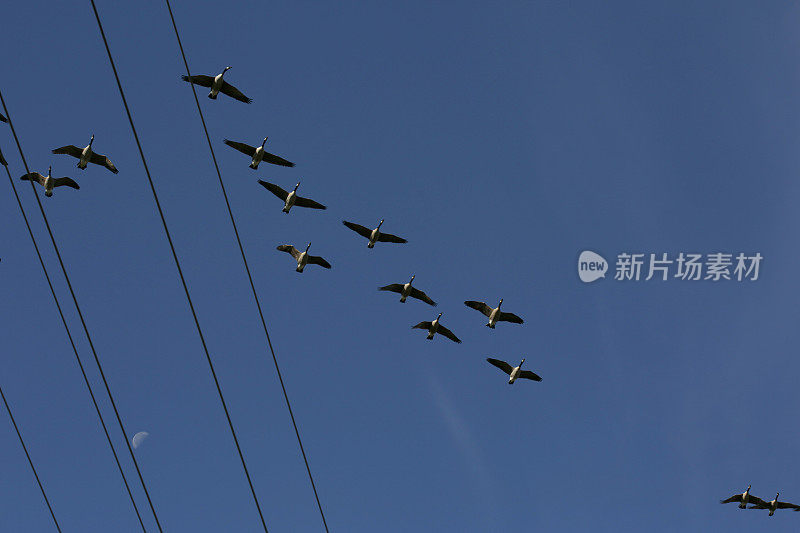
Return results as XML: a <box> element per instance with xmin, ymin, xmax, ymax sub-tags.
<box><xmin>3</xmin><ymin>1</ymin><xmax>800</xmax><ymax>531</ymax></box>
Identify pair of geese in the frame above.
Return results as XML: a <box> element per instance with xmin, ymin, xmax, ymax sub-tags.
<box><xmin>181</xmin><ymin>67</ymin><xmax>296</xmax><ymax>170</ymax></box>
<box><xmin>275</xmin><ymin>215</ymin><xmax>408</xmax><ymax>272</ymax></box>
<box><xmin>721</xmin><ymin>485</ymin><xmax>800</xmax><ymax>516</ymax></box>
<box><xmin>17</xmin><ymin>135</ymin><xmax>118</xmax><ymax>197</ymax></box>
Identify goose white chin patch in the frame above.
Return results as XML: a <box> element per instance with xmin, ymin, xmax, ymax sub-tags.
<box><xmin>578</xmin><ymin>251</ymin><xmax>607</xmax><ymax>283</ymax></box>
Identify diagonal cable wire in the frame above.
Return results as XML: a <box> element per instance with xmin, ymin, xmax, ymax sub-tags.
<box><xmin>89</xmin><ymin>1</ymin><xmax>269</xmax><ymax>529</ymax></box>
<box><xmin>164</xmin><ymin>2</ymin><xmax>329</xmax><ymax>530</ymax></box>
<box><xmin>0</xmin><ymin>383</ymin><xmax>62</xmax><ymax>532</ymax></box>
<box><xmin>0</xmin><ymin>93</ymin><xmax>160</xmax><ymax>531</ymax></box>
<box><xmin>3</xmin><ymin>162</ymin><xmax>146</xmax><ymax>532</ymax></box>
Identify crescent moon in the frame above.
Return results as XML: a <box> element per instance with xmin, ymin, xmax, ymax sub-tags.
<box><xmin>132</xmin><ymin>431</ymin><xmax>149</xmax><ymax>449</ymax></box>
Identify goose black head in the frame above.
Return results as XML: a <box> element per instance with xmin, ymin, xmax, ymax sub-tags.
<box><xmin>262</xmin><ymin>137</ymin><xmax>268</xmax><ymax>147</ymax></box>
<box><xmin>746</xmin><ymin>485</ymin><xmax>751</xmax><ymax>492</ymax></box>
<box><xmin>89</xmin><ymin>134</ymin><xmax>94</xmax><ymax>146</ymax></box>
<box><xmin>224</xmin><ymin>66</ymin><xmax>232</xmax><ymax>73</ymax></box>
<box><xmin>437</xmin><ymin>313</ymin><xmax>443</xmax><ymax>319</ymax></box>
<box><xmin>378</xmin><ymin>219</ymin><xmax>384</xmax><ymax>228</ymax></box>
<box><xmin>519</xmin><ymin>358</ymin><xmax>525</xmax><ymax>367</ymax></box>
<box><xmin>47</xmin><ymin>165</ymin><xmax>52</xmax><ymax>176</ymax></box>
<box><xmin>294</xmin><ymin>182</ymin><xmax>300</xmax><ymax>191</ymax></box>
<box><xmin>306</xmin><ymin>242</ymin><xmax>312</xmax><ymax>252</ymax></box>
<box><xmin>498</xmin><ymin>298</ymin><xmax>504</xmax><ymax>307</ymax></box>
<box><xmin>409</xmin><ymin>274</ymin><xmax>415</xmax><ymax>283</ymax></box>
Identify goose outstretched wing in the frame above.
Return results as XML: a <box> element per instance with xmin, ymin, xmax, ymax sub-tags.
<box><xmin>219</xmin><ymin>81</ymin><xmax>252</xmax><ymax>103</ymax></box>
<box><xmin>20</xmin><ymin>172</ymin><xmax>46</xmax><ymax>186</ymax></box>
<box><xmin>52</xmin><ymin>145</ymin><xmax>83</xmax><ymax>158</ymax></box>
<box><xmin>181</xmin><ymin>74</ymin><xmax>214</xmax><ymax>88</ymax></box>
<box><xmin>747</xmin><ymin>495</ymin><xmax>769</xmax><ymax>507</ymax></box>
<box><xmin>497</xmin><ymin>311</ymin><xmax>524</xmax><ymax>324</ymax></box>
<box><xmin>720</xmin><ymin>494</ymin><xmax>744</xmax><ymax>504</ymax></box>
<box><xmin>343</xmin><ymin>221</ymin><xmax>372</xmax><ymax>239</ymax></box>
<box><xmin>412</xmin><ymin>321</ymin><xmax>433</xmax><ymax>330</ymax></box>
<box><xmin>53</xmin><ymin>177</ymin><xmax>80</xmax><ymax>189</ymax></box>
<box><xmin>293</xmin><ymin>196</ymin><xmax>326</xmax><ymax>210</ymax></box>
<box><xmin>307</xmin><ymin>255</ymin><xmax>332</xmax><ymax>269</ymax></box>
<box><xmin>377</xmin><ymin>232</ymin><xmax>407</xmax><ymax>244</ymax></box>
<box><xmin>258</xmin><ymin>180</ymin><xmax>289</xmax><ymax>201</ymax></box>
<box><xmin>777</xmin><ymin>501</ymin><xmax>800</xmax><ymax>511</ymax></box>
<box><xmin>261</xmin><ymin>151</ymin><xmax>295</xmax><ymax>168</ymax></box>
<box><xmin>486</xmin><ymin>358</ymin><xmax>513</xmax><ymax>375</ymax></box>
<box><xmin>409</xmin><ymin>287</ymin><xmax>436</xmax><ymax>306</ymax></box>
<box><xmin>437</xmin><ymin>324</ymin><xmax>461</xmax><ymax>344</ymax></box>
<box><xmin>518</xmin><ymin>370</ymin><xmax>542</xmax><ymax>382</ymax></box>
<box><xmin>465</xmin><ymin>300</ymin><xmax>492</xmax><ymax>317</ymax></box>
<box><xmin>379</xmin><ymin>283</ymin><xmax>405</xmax><ymax>294</ymax></box>
<box><xmin>276</xmin><ymin>244</ymin><xmax>301</xmax><ymax>259</ymax></box>
<box><xmin>223</xmin><ymin>139</ymin><xmax>257</xmax><ymax>157</ymax></box>
<box><xmin>89</xmin><ymin>152</ymin><xmax>119</xmax><ymax>173</ymax></box>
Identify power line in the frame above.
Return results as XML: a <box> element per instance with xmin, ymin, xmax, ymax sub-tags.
<box><xmin>89</xmin><ymin>1</ymin><xmax>270</xmax><ymax>530</ymax></box>
<box><xmin>3</xmin><ymin>161</ymin><xmax>146</xmax><ymax>532</ymax></box>
<box><xmin>0</xmin><ymin>383</ymin><xmax>62</xmax><ymax>532</ymax></box>
<box><xmin>0</xmin><ymin>92</ymin><xmax>161</xmax><ymax>531</ymax></box>
<box><xmin>164</xmin><ymin>2</ymin><xmax>330</xmax><ymax>531</ymax></box>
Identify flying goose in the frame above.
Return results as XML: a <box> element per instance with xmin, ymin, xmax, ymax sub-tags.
<box><xmin>379</xmin><ymin>275</ymin><xmax>436</xmax><ymax>305</ymax></box>
<box><xmin>464</xmin><ymin>299</ymin><xmax>523</xmax><ymax>328</ymax></box>
<box><xmin>412</xmin><ymin>313</ymin><xmax>461</xmax><ymax>343</ymax></box>
<box><xmin>342</xmin><ymin>219</ymin><xmax>407</xmax><ymax>248</ymax></box>
<box><xmin>52</xmin><ymin>135</ymin><xmax>118</xmax><ymax>174</ymax></box>
<box><xmin>486</xmin><ymin>358</ymin><xmax>542</xmax><ymax>384</ymax></box>
<box><xmin>276</xmin><ymin>243</ymin><xmax>331</xmax><ymax>273</ymax></box>
<box><xmin>20</xmin><ymin>166</ymin><xmax>79</xmax><ymax>197</ymax></box>
<box><xmin>720</xmin><ymin>485</ymin><xmax>767</xmax><ymax>509</ymax></box>
<box><xmin>748</xmin><ymin>493</ymin><xmax>800</xmax><ymax>516</ymax></box>
<box><xmin>181</xmin><ymin>66</ymin><xmax>252</xmax><ymax>103</ymax></box>
<box><xmin>258</xmin><ymin>180</ymin><xmax>326</xmax><ymax>213</ymax></box>
<box><xmin>224</xmin><ymin>137</ymin><xmax>294</xmax><ymax>169</ymax></box>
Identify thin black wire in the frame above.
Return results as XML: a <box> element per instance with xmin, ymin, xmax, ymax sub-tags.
<box><xmin>163</xmin><ymin>2</ymin><xmax>330</xmax><ymax>531</ymax></box>
<box><xmin>0</xmin><ymin>93</ymin><xmax>161</xmax><ymax>531</ymax></box>
<box><xmin>0</xmin><ymin>383</ymin><xmax>62</xmax><ymax>532</ymax></box>
<box><xmin>88</xmin><ymin>1</ymin><xmax>269</xmax><ymax>530</ymax></box>
<box><xmin>3</xmin><ymin>162</ymin><xmax>146</xmax><ymax>532</ymax></box>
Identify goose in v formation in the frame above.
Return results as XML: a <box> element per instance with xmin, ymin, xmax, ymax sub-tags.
<box><xmin>224</xmin><ymin>137</ymin><xmax>294</xmax><ymax>169</ymax></box>
<box><xmin>52</xmin><ymin>135</ymin><xmax>118</xmax><ymax>174</ymax></box>
<box><xmin>181</xmin><ymin>66</ymin><xmax>252</xmax><ymax>103</ymax></box>
<box><xmin>379</xmin><ymin>275</ymin><xmax>436</xmax><ymax>306</ymax></box>
<box><xmin>343</xmin><ymin>219</ymin><xmax>407</xmax><ymax>248</ymax></box>
<box><xmin>749</xmin><ymin>493</ymin><xmax>800</xmax><ymax>515</ymax></box>
<box><xmin>276</xmin><ymin>243</ymin><xmax>331</xmax><ymax>273</ymax></box>
<box><xmin>720</xmin><ymin>485</ymin><xmax>766</xmax><ymax>509</ymax></box>
<box><xmin>20</xmin><ymin>166</ymin><xmax>79</xmax><ymax>197</ymax></box>
<box><xmin>258</xmin><ymin>180</ymin><xmax>326</xmax><ymax>213</ymax></box>
<box><xmin>412</xmin><ymin>313</ymin><xmax>461</xmax><ymax>343</ymax></box>
<box><xmin>486</xmin><ymin>358</ymin><xmax>542</xmax><ymax>384</ymax></box>
<box><xmin>464</xmin><ymin>298</ymin><xmax>523</xmax><ymax>328</ymax></box>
